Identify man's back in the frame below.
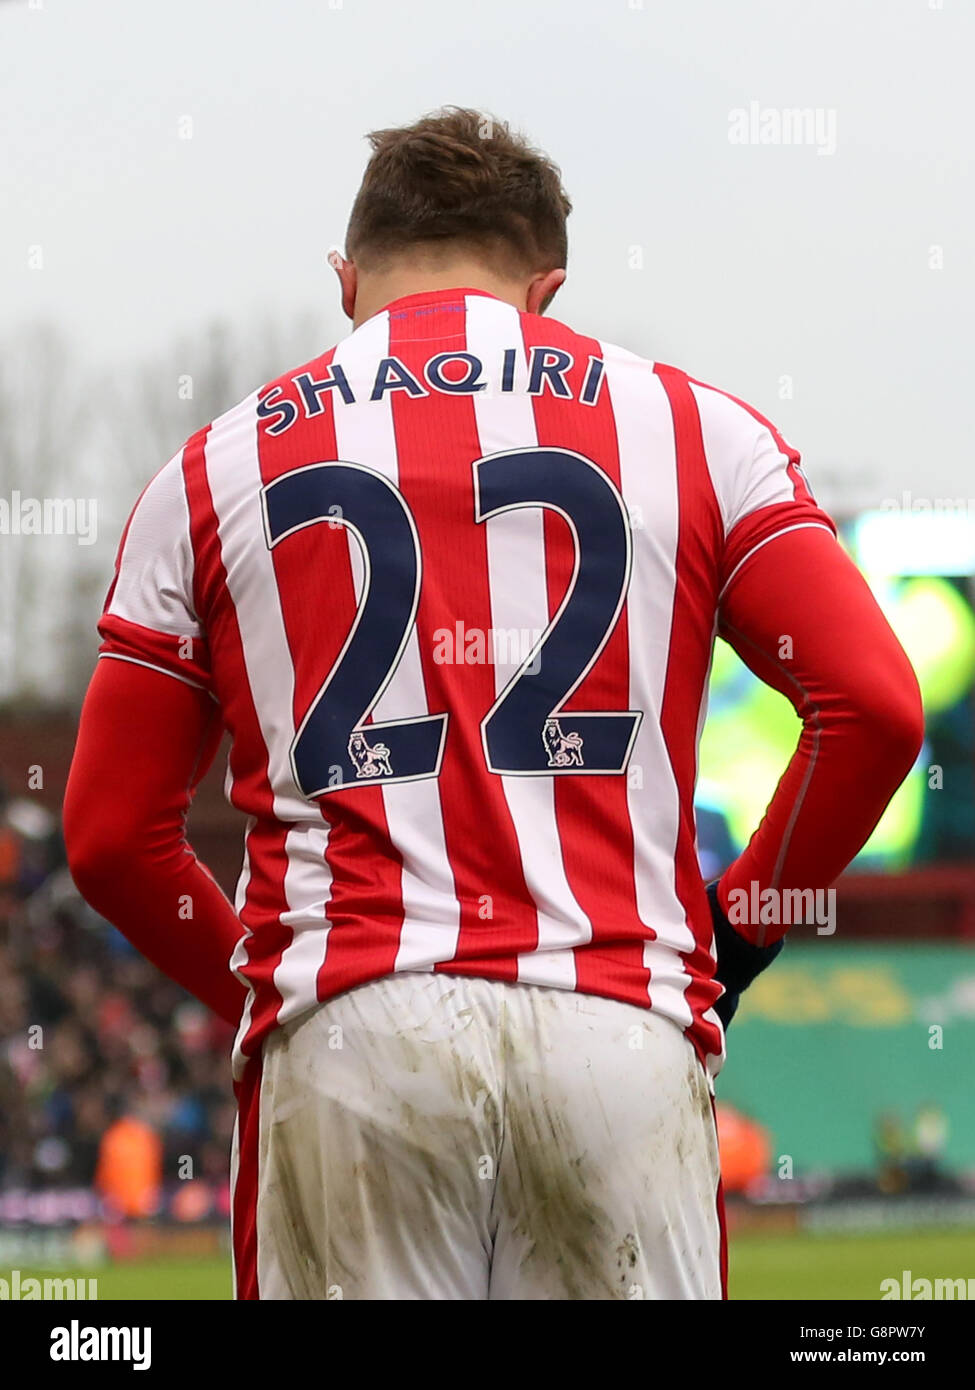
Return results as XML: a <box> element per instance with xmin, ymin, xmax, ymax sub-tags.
<box><xmin>68</xmin><ymin>106</ymin><xmax>923</xmax><ymax>1301</ymax></box>
<box><xmin>100</xmin><ymin>286</ymin><xmax>834</xmax><ymax>1077</ymax></box>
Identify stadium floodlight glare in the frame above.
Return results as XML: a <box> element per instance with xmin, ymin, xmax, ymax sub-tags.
<box><xmin>854</xmin><ymin>510</ymin><xmax>975</xmax><ymax>577</ymax></box>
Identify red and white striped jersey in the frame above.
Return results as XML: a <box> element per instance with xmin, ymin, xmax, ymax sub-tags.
<box><xmin>99</xmin><ymin>287</ymin><xmax>835</xmax><ymax>1079</ymax></box>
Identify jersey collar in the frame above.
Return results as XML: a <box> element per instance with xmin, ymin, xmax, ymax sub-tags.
<box><xmin>376</xmin><ymin>287</ymin><xmax>504</xmax><ymax>316</ymax></box>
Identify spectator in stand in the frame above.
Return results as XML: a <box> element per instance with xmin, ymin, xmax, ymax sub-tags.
<box><xmin>0</xmin><ymin>868</ymin><xmax>235</xmax><ymax>1204</ymax></box>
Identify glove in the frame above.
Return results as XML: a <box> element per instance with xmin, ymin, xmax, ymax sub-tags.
<box><xmin>706</xmin><ymin>879</ymin><xmax>784</xmax><ymax>1031</ymax></box>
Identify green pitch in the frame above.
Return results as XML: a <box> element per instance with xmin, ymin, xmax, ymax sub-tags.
<box><xmin>17</xmin><ymin>1229</ymin><xmax>975</xmax><ymax>1299</ymax></box>
<box><xmin>731</xmin><ymin>1228</ymin><xmax>975</xmax><ymax>1300</ymax></box>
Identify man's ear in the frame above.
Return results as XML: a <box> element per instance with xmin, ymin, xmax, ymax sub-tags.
<box><xmin>526</xmin><ymin>267</ymin><xmax>566</xmax><ymax>316</ymax></box>
<box><xmin>328</xmin><ymin>248</ymin><xmax>357</xmax><ymax>320</ymax></box>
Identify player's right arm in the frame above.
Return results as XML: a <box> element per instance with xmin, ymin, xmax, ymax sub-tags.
<box><xmin>65</xmin><ymin>657</ymin><xmax>247</xmax><ymax>1025</ymax></box>
<box><xmin>64</xmin><ymin>453</ymin><xmax>247</xmax><ymax>1027</ymax></box>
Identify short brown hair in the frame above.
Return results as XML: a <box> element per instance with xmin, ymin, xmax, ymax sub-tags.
<box><xmin>345</xmin><ymin>107</ymin><xmax>571</xmax><ymax>276</ymax></box>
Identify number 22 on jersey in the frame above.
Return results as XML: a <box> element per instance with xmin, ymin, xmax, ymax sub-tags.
<box><xmin>260</xmin><ymin>447</ymin><xmax>642</xmax><ymax>798</ymax></box>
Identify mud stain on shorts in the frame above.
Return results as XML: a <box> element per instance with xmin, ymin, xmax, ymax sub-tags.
<box><xmin>614</xmin><ymin>1231</ymin><xmax>641</xmax><ymax>1291</ymax></box>
<box><xmin>501</xmin><ymin>1090</ymin><xmax>620</xmax><ymax>1300</ymax></box>
<box><xmin>266</xmin><ymin>1111</ymin><xmax>333</xmax><ymax>1300</ymax></box>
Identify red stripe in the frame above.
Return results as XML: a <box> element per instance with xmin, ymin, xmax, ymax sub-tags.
<box><xmin>182</xmin><ymin>423</ymin><xmax>291</xmax><ymax>1057</ymax></box>
<box><xmin>654</xmin><ymin>364</ymin><xmax>725</xmax><ymax>1064</ymax></box>
<box><xmin>253</xmin><ymin>349</ymin><xmax>407</xmax><ymax>1003</ymax></box>
<box><xmin>710</xmin><ymin>1094</ymin><xmax>729</xmax><ymax>1299</ymax></box>
<box><xmin>716</xmin><ymin>1173</ymin><xmax>729</xmax><ymax>1300</ymax></box>
<box><xmin>96</xmin><ymin>613</ymin><xmax>210</xmax><ymax>689</ymax></box>
<box><xmin>519</xmin><ymin>315</ymin><xmax>650</xmax><ymax>999</ymax></box>
<box><xmin>389</xmin><ymin>298</ymin><xmax>537</xmax><ymax>969</ymax></box>
<box><xmin>232</xmin><ymin>1055</ymin><xmax>262</xmax><ymax>1300</ymax></box>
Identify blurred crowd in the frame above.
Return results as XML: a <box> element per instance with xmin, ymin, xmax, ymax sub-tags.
<box><xmin>0</xmin><ymin>781</ymin><xmax>236</xmax><ymax>1212</ymax></box>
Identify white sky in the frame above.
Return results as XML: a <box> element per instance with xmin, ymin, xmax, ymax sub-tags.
<box><xmin>3</xmin><ymin>0</ymin><xmax>974</xmax><ymax>510</ymax></box>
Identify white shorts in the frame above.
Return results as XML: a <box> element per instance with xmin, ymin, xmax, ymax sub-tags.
<box><xmin>231</xmin><ymin>972</ymin><xmax>724</xmax><ymax>1300</ymax></box>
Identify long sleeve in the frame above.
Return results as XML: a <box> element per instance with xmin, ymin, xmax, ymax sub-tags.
<box><xmin>64</xmin><ymin>658</ymin><xmax>247</xmax><ymax>1026</ymax></box>
<box><xmin>714</xmin><ymin>523</ymin><xmax>924</xmax><ymax>945</ymax></box>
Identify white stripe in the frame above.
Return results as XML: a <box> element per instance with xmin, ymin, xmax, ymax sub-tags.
<box><xmin>207</xmin><ymin>393</ymin><xmax>330</xmax><ymax>1060</ymax></box>
<box><xmin>205</xmin><ymin>394</ymin><xmax>307</xmax><ymax>821</ymax></box>
<box><xmin>231</xmin><ymin>822</ymin><xmax>256</xmax><ymax>1079</ymax></box>
<box><xmin>602</xmin><ymin>343</ymin><xmax>694</xmax><ymax>1025</ymax></box>
<box><xmin>230</xmin><ymin>965</ymin><xmax>256</xmax><ymax>1081</ymax></box>
<box><xmin>109</xmin><ymin>449</ymin><xmax>202</xmax><ymax>637</ymax></box>
<box><xmin>467</xmin><ymin>293</ymin><xmax>592</xmax><ymax>988</ymax></box>
<box><xmin>272</xmin><ymin>823</ymin><xmax>334</xmax><ymax>1022</ymax></box>
<box><xmin>234</xmin><ymin>820</ymin><xmax>256</xmax><ymax>915</ymax></box>
<box><xmin>690</xmin><ymin>380</ymin><xmax>797</xmax><ymax>535</ymax></box>
<box><xmin>331</xmin><ymin>312</ymin><xmax>461</xmax><ymax>972</ymax></box>
<box><xmin>229</xmin><ymin>1114</ymin><xmax>240</xmax><ymax>1293</ymax></box>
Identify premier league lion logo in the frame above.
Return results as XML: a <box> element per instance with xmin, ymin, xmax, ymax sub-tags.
<box><xmin>348</xmin><ymin>730</ymin><xmax>394</xmax><ymax>779</ymax></box>
<box><xmin>542</xmin><ymin>718</ymin><xmax>584</xmax><ymax>769</ymax></box>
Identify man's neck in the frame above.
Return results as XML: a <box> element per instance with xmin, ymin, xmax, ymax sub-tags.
<box><xmin>352</xmin><ymin>264</ymin><xmax>527</xmax><ymax>328</ymax></box>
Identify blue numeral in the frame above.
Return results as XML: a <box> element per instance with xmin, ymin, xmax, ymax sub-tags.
<box><xmin>262</xmin><ymin>462</ymin><xmax>448</xmax><ymax>797</ymax></box>
<box><xmin>474</xmin><ymin>448</ymin><xmax>642</xmax><ymax>775</ymax></box>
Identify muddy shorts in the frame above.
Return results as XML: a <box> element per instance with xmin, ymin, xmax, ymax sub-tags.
<box><xmin>231</xmin><ymin>972</ymin><xmax>724</xmax><ymax>1300</ymax></box>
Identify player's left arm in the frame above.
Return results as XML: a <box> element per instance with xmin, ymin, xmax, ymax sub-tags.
<box><xmin>64</xmin><ymin>658</ymin><xmax>247</xmax><ymax>1026</ymax></box>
